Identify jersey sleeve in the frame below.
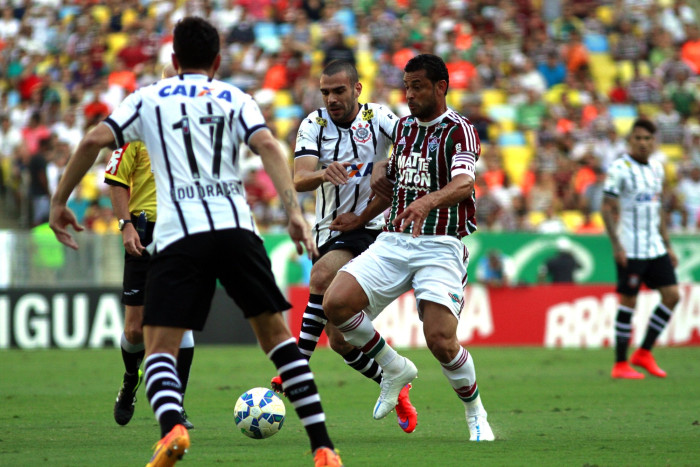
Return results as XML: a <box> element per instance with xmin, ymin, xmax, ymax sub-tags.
<box><xmin>236</xmin><ymin>97</ymin><xmax>268</xmax><ymax>146</ymax></box>
<box><xmin>294</xmin><ymin>113</ymin><xmax>321</xmax><ymax>159</ymax></box>
<box><xmin>103</xmin><ymin>91</ymin><xmax>144</xmax><ymax>148</ymax></box>
<box><xmin>603</xmin><ymin>161</ymin><xmax>622</xmax><ymax>198</ymax></box>
<box><xmin>104</xmin><ymin>142</ymin><xmax>136</xmax><ymax>188</ymax></box>
<box><xmin>447</xmin><ymin>123</ymin><xmax>480</xmax><ymax>180</ymax></box>
<box><xmin>374</xmin><ymin>104</ymin><xmax>398</xmax><ymax>147</ymax></box>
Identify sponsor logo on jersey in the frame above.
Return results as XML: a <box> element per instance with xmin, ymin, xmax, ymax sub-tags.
<box><xmin>347</xmin><ymin>162</ymin><xmax>374</xmax><ymax>178</ymax></box>
<box><xmin>105</xmin><ymin>145</ymin><xmax>127</xmax><ymax>175</ymax></box>
<box><xmin>361</xmin><ymin>108</ymin><xmax>374</xmax><ymax>121</ymax></box>
<box><xmin>158</xmin><ymin>85</ymin><xmax>233</xmax><ymax>102</ymax></box>
<box><xmin>316</xmin><ymin>117</ymin><xmax>328</xmax><ymax>127</ymax></box>
<box><xmin>352</xmin><ymin>123</ymin><xmax>372</xmax><ymax>143</ymax></box>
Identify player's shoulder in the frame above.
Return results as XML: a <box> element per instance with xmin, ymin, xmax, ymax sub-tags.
<box><xmin>361</xmin><ymin>102</ymin><xmax>397</xmax><ymax>121</ymax></box>
<box><xmin>301</xmin><ymin>108</ymin><xmax>330</xmax><ymax>130</ymax></box>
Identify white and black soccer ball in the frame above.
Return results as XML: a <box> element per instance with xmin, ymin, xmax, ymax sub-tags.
<box><xmin>234</xmin><ymin>387</ymin><xmax>286</xmax><ymax>439</ymax></box>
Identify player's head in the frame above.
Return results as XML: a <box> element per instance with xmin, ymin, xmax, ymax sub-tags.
<box><xmin>320</xmin><ymin>60</ymin><xmax>362</xmax><ymax>125</ymax></box>
<box><xmin>403</xmin><ymin>54</ymin><xmax>449</xmax><ymax>121</ymax></box>
<box><xmin>628</xmin><ymin>118</ymin><xmax>656</xmax><ymax>160</ymax></box>
<box><xmin>172</xmin><ymin>17</ymin><xmax>220</xmax><ymax>73</ymax></box>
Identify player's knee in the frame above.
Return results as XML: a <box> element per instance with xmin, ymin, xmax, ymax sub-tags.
<box><xmin>662</xmin><ymin>288</ymin><xmax>680</xmax><ymax>308</ymax></box>
<box><xmin>309</xmin><ymin>265</ymin><xmax>335</xmax><ymax>293</ymax></box>
<box><xmin>425</xmin><ymin>331</ymin><xmax>455</xmax><ymax>362</ymax></box>
<box><xmin>124</xmin><ymin>326</ymin><xmax>144</xmax><ymax>345</ymax></box>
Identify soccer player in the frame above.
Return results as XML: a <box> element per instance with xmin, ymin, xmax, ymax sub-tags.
<box><xmin>106</xmin><ymin>141</ymin><xmax>194</xmax><ymax>429</ymax></box>
<box><xmin>270</xmin><ymin>60</ymin><xmax>418</xmax><ymax>433</ymax></box>
<box><xmin>49</xmin><ymin>17</ymin><xmax>342</xmax><ymax>467</ymax></box>
<box><xmin>323</xmin><ymin>54</ymin><xmax>495</xmax><ymax>441</ymax></box>
<box><xmin>107</xmin><ymin>65</ymin><xmax>194</xmax><ymax>430</ymax></box>
<box><xmin>602</xmin><ymin>118</ymin><xmax>679</xmax><ymax>379</ymax></box>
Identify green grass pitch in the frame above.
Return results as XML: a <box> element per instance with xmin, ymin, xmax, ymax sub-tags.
<box><xmin>2</xmin><ymin>346</ymin><xmax>699</xmax><ymax>466</ymax></box>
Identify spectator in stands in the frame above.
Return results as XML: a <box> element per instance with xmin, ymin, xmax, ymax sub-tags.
<box><xmin>680</xmin><ymin>24</ymin><xmax>700</xmax><ymax>74</ymax></box>
<box><xmin>322</xmin><ymin>29</ymin><xmax>355</xmax><ymax>66</ymax></box>
<box><xmin>612</xmin><ymin>18</ymin><xmax>647</xmax><ymax>62</ymax></box>
<box><xmin>656</xmin><ymin>99</ymin><xmax>684</xmax><ymax>144</ymax></box>
<box><xmin>538</xmin><ymin>237</ymin><xmax>581</xmax><ymax>283</ymax></box>
<box><xmin>538</xmin><ymin>51</ymin><xmax>567</xmax><ymax>89</ymax></box>
<box><xmin>21</xmin><ymin>112</ymin><xmax>50</xmax><ymax>155</ymax></box>
<box><xmin>28</xmin><ymin>136</ymin><xmax>52</xmax><ymax>227</ymax></box>
<box><xmin>664</xmin><ymin>67</ymin><xmax>698</xmax><ymax>119</ymax></box>
<box><xmin>476</xmin><ymin>249</ymin><xmax>514</xmax><ymax>287</ymax></box>
<box><xmin>627</xmin><ymin>61</ymin><xmax>660</xmax><ymax>104</ymax></box>
<box><xmin>516</xmin><ymin>89</ymin><xmax>547</xmax><ymax>131</ymax></box>
<box><xmin>677</xmin><ymin>165</ymin><xmax>700</xmax><ymax>230</ymax></box>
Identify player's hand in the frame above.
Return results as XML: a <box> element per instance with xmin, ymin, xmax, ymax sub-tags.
<box><xmin>392</xmin><ymin>197</ymin><xmax>431</xmax><ymax>238</ymax></box>
<box><xmin>330</xmin><ymin>212</ymin><xmax>363</xmax><ymax>232</ymax></box>
<box><xmin>121</xmin><ymin>225</ymin><xmax>146</xmax><ymax>256</ymax></box>
<box><xmin>370</xmin><ymin>160</ymin><xmax>393</xmax><ymax>201</ymax></box>
<box><xmin>287</xmin><ymin>212</ymin><xmax>319</xmax><ymax>259</ymax></box>
<box><xmin>323</xmin><ymin>161</ymin><xmax>352</xmax><ymax>186</ymax></box>
<box><xmin>49</xmin><ymin>203</ymin><xmax>84</xmax><ymax>250</ymax></box>
<box><xmin>613</xmin><ymin>246</ymin><xmax>627</xmax><ymax>267</ymax></box>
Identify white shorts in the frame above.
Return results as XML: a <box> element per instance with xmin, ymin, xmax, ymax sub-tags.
<box><xmin>340</xmin><ymin>232</ymin><xmax>469</xmax><ymax>320</ymax></box>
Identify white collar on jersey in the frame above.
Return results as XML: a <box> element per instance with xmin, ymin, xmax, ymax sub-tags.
<box><xmin>414</xmin><ymin>108</ymin><xmax>452</xmax><ymax>127</ymax></box>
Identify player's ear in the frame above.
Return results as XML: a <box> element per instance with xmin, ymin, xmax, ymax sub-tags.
<box><xmin>211</xmin><ymin>54</ymin><xmax>222</xmax><ymax>77</ymax></box>
<box><xmin>355</xmin><ymin>81</ymin><xmax>362</xmax><ymax>98</ymax></box>
<box><xmin>171</xmin><ymin>54</ymin><xmax>180</xmax><ymax>75</ymax></box>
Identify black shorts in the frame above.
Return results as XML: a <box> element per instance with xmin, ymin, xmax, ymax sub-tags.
<box><xmin>121</xmin><ymin>218</ymin><xmax>155</xmax><ymax>306</ymax></box>
<box><xmin>616</xmin><ymin>254</ymin><xmax>678</xmax><ymax>296</ymax></box>
<box><xmin>143</xmin><ymin>229</ymin><xmax>291</xmax><ymax>331</ymax></box>
<box><xmin>314</xmin><ymin>228</ymin><xmax>381</xmax><ymax>264</ymax></box>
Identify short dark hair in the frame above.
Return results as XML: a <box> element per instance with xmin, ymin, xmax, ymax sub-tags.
<box><xmin>404</xmin><ymin>54</ymin><xmax>449</xmax><ymax>94</ymax></box>
<box><xmin>631</xmin><ymin>118</ymin><xmax>656</xmax><ymax>135</ymax></box>
<box><xmin>173</xmin><ymin>17</ymin><xmax>220</xmax><ymax>70</ymax></box>
<box><xmin>322</xmin><ymin>60</ymin><xmax>359</xmax><ymax>85</ymax></box>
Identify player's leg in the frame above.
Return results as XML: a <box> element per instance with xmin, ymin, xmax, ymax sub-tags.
<box><xmin>115</xmin><ymin>303</ymin><xmax>145</xmax><ymax>425</ymax></box>
<box><xmin>250</xmin><ymin>312</ymin><xmax>340</xmax><ymax>461</ymax></box>
<box><xmin>422</xmin><ymin>301</ymin><xmax>493</xmax><ymax>441</ymax></box>
<box><xmin>611</xmin><ymin>260</ymin><xmax>645</xmax><ymax>379</ymax></box>
<box><xmin>631</xmin><ymin>257</ymin><xmax>679</xmax><ymax>377</ymax></box>
<box><xmin>177</xmin><ymin>330</ymin><xmax>195</xmax><ymax>428</ymax></box>
<box><xmin>115</xmin><ymin>251</ymin><xmax>148</xmax><ymax>425</ymax></box>
<box><xmin>414</xmin><ymin>239</ymin><xmax>492</xmax><ymax>441</ymax></box>
<box><xmin>324</xmin><ymin>269</ymin><xmax>417</xmax><ymax>421</ymax></box>
<box><xmin>221</xmin><ymin>229</ymin><xmax>341</xmax><ymax>464</ymax></box>
<box><xmin>143</xmin><ymin>325</ymin><xmax>190</xmax><ymax>467</ymax></box>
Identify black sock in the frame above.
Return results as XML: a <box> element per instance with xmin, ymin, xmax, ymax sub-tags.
<box><xmin>144</xmin><ymin>353</ymin><xmax>183</xmax><ymax>437</ymax></box>
<box><xmin>641</xmin><ymin>303</ymin><xmax>673</xmax><ymax>351</ymax></box>
<box><xmin>297</xmin><ymin>294</ymin><xmax>327</xmax><ymax>359</ymax></box>
<box><xmin>342</xmin><ymin>348</ymin><xmax>382</xmax><ymax>384</ymax></box>
<box><xmin>177</xmin><ymin>346</ymin><xmax>194</xmax><ymax>402</ymax></box>
<box><xmin>615</xmin><ymin>306</ymin><xmax>634</xmax><ymax>362</ymax></box>
<box><xmin>121</xmin><ymin>347</ymin><xmax>145</xmax><ymax>375</ymax></box>
<box><xmin>269</xmin><ymin>338</ymin><xmax>333</xmax><ymax>452</ymax></box>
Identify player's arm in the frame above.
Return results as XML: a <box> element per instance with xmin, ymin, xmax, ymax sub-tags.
<box><xmin>109</xmin><ymin>184</ymin><xmax>145</xmax><ymax>257</ymax></box>
<box><xmin>393</xmin><ymin>173</ymin><xmax>474</xmax><ymax>236</ymax></box>
<box><xmin>249</xmin><ymin>128</ymin><xmax>319</xmax><ymax>258</ymax></box>
<box><xmin>370</xmin><ymin>159</ymin><xmax>394</xmax><ymax>201</ymax></box>
<box><xmin>601</xmin><ymin>195</ymin><xmax>626</xmax><ymax>267</ymax></box>
<box><xmin>659</xmin><ymin>180</ymin><xmax>677</xmax><ymax>267</ymax></box>
<box><xmin>50</xmin><ymin>123</ymin><xmax>117</xmax><ymax>249</ymax></box>
<box><xmin>294</xmin><ymin>156</ymin><xmax>352</xmax><ymax>191</ymax></box>
<box><xmin>330</xmin><ymin>192</ymin><xmax>392</xmax><ymax>232</ymax></box>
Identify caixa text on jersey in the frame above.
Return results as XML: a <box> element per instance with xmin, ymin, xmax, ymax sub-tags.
<box><xmin>170</xmin><ymin>180</ymin><xmax>243</xmax><ymax>201</ymax></box>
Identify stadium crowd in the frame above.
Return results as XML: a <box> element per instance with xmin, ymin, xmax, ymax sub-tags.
<box><xmin>1</xmin><ymin>0</ymin><xmax>699</xmax><ymax>234</ymax></box>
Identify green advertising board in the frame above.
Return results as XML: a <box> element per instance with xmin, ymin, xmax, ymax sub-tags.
<box><xmin>261</xmin><ymin>232</ymin><xmax>700</xmax><ymax>289</ymax></box>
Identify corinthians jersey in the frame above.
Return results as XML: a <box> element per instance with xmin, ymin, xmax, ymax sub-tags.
<box><xmin>295</xmin><ymin>103</ymin><xmax>397</xmax><ymax>248</ymax></box>
<box><xmin>104</xmin><ymin>141</ymin><xmax>158</xmax><ymax>221</ymax></box>
<box><xmin>603</xmin><ymin>153</ymin><xmax>667</xmax><ymax>259</ymax></box>
<box><xmin>386</xmin><ymin>109</ymin><xmax>480</xmax><ymax>238</ymax></box>
<box><xmin>104</xmin><ymin>74</ymin><xmax>265</xmax><ymax>251</ymax></box>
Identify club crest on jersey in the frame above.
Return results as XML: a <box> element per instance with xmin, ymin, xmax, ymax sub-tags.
<box><xmin>316</xmin><ymin>117</ymin><xmax>327</xmax><ymax>127</ymax></box>
<box><xmin>352</xmin><ymin>123</ymin><xmax>372</xmax><ymax>143</ymax></box>
<box><xmin>448</xmin><ymin>292</ymin><xmax>462</xmax><ymax>304</ymax></box>
<box><xmin>428</xmin><ymin>136</ymin><xmax>440</xmax><ymax>152</ymax></box>
<box><xmin>362</xmin><ymin>108</ymin><xmax>374</xmax><ymax>121</ymax></box>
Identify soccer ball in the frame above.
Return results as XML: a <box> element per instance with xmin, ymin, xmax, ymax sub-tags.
<box><xmin>234</xmin><ymin>387</ymin><xmax>286</xmax><ymax>439</ymax></box>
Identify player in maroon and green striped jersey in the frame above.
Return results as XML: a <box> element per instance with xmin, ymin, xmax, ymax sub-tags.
<box><xmin>323</xmin><ymin>54</ymin><xmax>495</xmax><ymax>441</ymax></box>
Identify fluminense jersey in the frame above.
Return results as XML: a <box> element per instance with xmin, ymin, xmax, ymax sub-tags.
<box><xmin>294</xmin><ymin>103</ymin><xmax>397</xmax><ymax>248</ymax></box>
<box><xmin>103</xmin><ymin>74</ymin><xmax>265</xmax><ymax>251</ymax></box>
<box><xmin>385</xmin><ymin>109</ymin><xmax>480</xmax><ymax>238</ymax></box>
<box><xmin>104</xmin><ymin>141</ymin><xmax>157</xmax><ymax>221</ymax></box>
<box><xmin>603</xmin><ymin>153</ymin><xmax>666</xmax><ymax>259</ymax></box>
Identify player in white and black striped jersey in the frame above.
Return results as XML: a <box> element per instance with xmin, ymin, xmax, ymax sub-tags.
<box><xmin>271</xmin><ymin>60</ymin><xmax>418</xmax><ymax>433</ymax></box>
<box><xmin>602</xmin><ymin>118</ymin><xmax>679</xmax><ymax>380</ymax></box>
<box><xmin>49</xmin><ymin>17</ymin><xmax>342</xmax><ymax>467</ymax></box>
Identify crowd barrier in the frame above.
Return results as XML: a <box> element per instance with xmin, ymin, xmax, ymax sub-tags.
<box><xmin>3</xmin><ymin>283</ymin><xmax>698</xmax><ymax>349</ymax></box>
